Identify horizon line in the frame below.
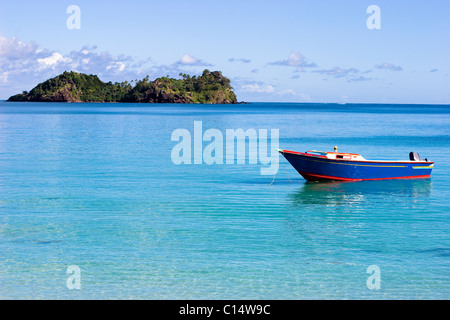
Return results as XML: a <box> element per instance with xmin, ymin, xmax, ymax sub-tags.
<box><xmin>1</xmin><ymin>100</ymin><xmax>449</xmax><ymax>106</ymax></box>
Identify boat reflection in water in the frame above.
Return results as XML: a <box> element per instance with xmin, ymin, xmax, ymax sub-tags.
<box><xmin>288</xmin><ymin>178</ymin><xmax>432</xmax><ymax>208</ymax></box>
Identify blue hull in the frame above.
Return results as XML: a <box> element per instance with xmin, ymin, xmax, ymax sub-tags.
<box><xmin>279</xmin><ymin>150</ymin><xmax>434</xmax><ymax>181</ymax></box>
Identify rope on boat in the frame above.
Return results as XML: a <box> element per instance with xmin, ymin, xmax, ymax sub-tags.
<box><xmin>269</xmin><ymin>171</ymin><xmax>277</xmax><ymax>185</ymax></box>
<box><xmin>269</xmin><ymin>159</ymin><xmax>293</xmax><ymax>185</ymax></box>
<box><xmin>285</xmin><ymin>159</ymin><xmax>293</xmax><ymax>183</ymax></box>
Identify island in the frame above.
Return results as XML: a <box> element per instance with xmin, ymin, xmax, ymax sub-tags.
<box><xmin>7</xmin><ymin>70</ymin><xmax>238</xmax><ymax>104</ymax></box>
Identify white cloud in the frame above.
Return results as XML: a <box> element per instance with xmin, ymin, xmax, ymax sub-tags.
<box><xmin>268</xmin><ymin>51</ymin><xmax>317</xmax><ymax>72</ymax></box>
<box><xmin>374</xmin><ymin>63</ymin><xmax>403</xmax><ymax>71</ymax></box>
<box><xmin>277</xmin><ymin>89</ymin><xmax>297</xmax><ymax>96</ymax></box>
<box><xmin>180</xmin><ymin>54</ymin><xmax>197</xmax><ymax>65</ymax></box>
<box><xmin>240</xmin><ymin>83</ymin><xmax>275</xmax><ymax>93</ymax></box>
<box><xmin>0</xmin><ymin>34</ymin><xmax>37</xmax><ymax>60</ymax></box>
<box><xmin>0</xmin><ymin>71</ymin><xmax>9</xmax><ymax>83</ymax></box>
<box><xmin>276</xmin><ymin>89</ymin><xmax>311</xmax><ymax>101</ymax></box>
<box><xmin>285</xmin><ymin>52</ymin><xmax>308</xmax><ymax>67</ymax></box>
<box><xmin>37</xmin><ymin>52</ymin><xmax>72</xmax><ymax>70</ymax></box>
<box><xmin>228</xmin><ymin>57</ymin><xmax>251</xmax><ymax>63</ymax></box>
<box><xmin>347</xmin><ymin>75</ymin><xmax>373</xmax><ymax>82</ymax></box>
<box><xmin>313</xmin><ymin>66</ymin><xmax>359</xmax><ymax>78</ymax></box>
<box><xmin>0</xmin><ymin>35</ymin><xmax>139</xmax><ymax>96</ymax></box>
<box><xmin>178</xmin><ymin>53</ymin><xmax>211</xmax><ymax>66</ymax></box>
<box><xmin>106</xmin><ymin>61</ymin><xmax>125</xmax><ymax>72</ymax></box>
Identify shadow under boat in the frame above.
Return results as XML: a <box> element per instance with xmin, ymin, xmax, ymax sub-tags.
<box><xmin>288</xmin><ymin>178</ymin><xmax>432</xmax><ymax>207</ymax></box>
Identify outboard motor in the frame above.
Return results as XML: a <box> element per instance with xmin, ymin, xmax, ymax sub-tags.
<box><xmin>409</xmin><ymin>152</ymin><xmax>422</xmax><ymax>161</ymax></box>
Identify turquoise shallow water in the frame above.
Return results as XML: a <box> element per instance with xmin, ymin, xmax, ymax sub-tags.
<box><xmin>0</xmin><ymin>102</ymin><xmax>449</xmax><ymax>299</ymax></box>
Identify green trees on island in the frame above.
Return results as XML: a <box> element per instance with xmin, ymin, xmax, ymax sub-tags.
<box><xmin>7</xmin><ymin>70</ymin><xmax>238</xmax><ymax>104</ymax></box>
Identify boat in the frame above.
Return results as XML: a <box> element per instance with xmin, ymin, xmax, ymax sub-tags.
<box><xmin>278</xmin><ymin>147</ymin><xmax>434</xmax><ymax>181</ymax></box>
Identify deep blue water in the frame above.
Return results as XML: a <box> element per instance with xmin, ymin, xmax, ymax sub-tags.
<box><xmin>0</xmin><ymin>102</ymin><xmax>449</xmax><ymax>299</ymax></box>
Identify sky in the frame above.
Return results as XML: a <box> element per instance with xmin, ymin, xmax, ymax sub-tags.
<box><xmin>0</xmin><ymin>0</ymin><xmax>449</xmax><ymax>103</ymax></box>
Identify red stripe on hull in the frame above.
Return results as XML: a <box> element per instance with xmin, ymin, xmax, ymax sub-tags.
<box><xmin>298</xmin><ymin>171</ymin><xmax>431</xmax><ymax>182</ymax></box>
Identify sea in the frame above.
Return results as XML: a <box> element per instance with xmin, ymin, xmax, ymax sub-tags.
<box><xmin>0</xmin><ymin>101</ymin><xmax>449</xmax><ymax>299</ymax></box>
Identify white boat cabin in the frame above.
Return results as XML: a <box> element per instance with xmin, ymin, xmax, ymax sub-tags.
<box><xmin>306</xmin><ymin>150</ymin><xmax>367</xmax><ymax>161</ymax></box>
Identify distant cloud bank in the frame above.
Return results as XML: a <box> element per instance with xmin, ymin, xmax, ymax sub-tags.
<box><xmin>228</xmin><ymin>58</ymin><xmax>251</xmax><ymax>63</ymax></box>
<box><xmin>0</xmin><ymin>34</ymin><xmax>217</xmax><ymax>97</ymax></box>
<box><xmin>2</xmin><ymin>33</ymin><xmax>443</xmax><ymax>103</ymax></box>
<box><xmin>374</xmin><ymin>62</ymin><xmax>403</xmax><ymax>71</ymax></box>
